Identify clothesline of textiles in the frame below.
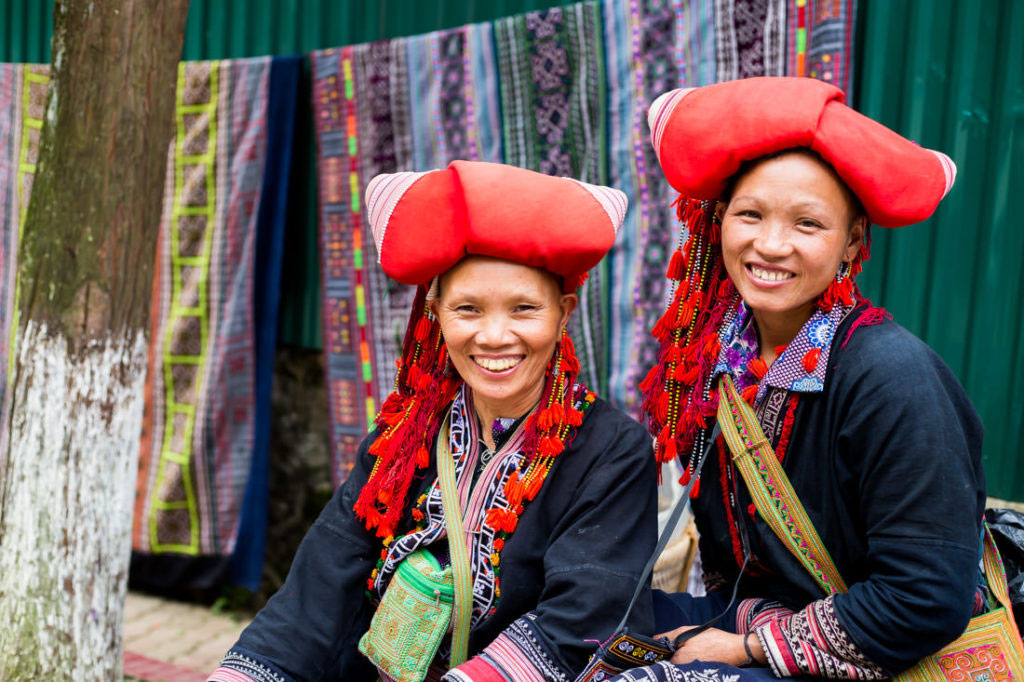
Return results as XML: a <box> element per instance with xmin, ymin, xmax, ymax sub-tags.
<box><xmin>0</xmin><ymin>0</ymin><xmax>855</xmax><ymax>591</ymax></box>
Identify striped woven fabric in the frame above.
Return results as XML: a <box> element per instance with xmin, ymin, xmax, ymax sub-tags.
<box><xmin>132</xmin><ymin>58</ymin><xmax>272</xmax><ymax>566</ymax></box>
<box><xmin>312</xmin><ymin>0</ymin><xmax>861</xmax><ymax>483</ymax></box>
<box><xmin>787</xmin><ymin>0</ymin><xmax>858</xmax><ymax>98</ymax></box>
<box><xmin>717</xmin><ymin>374</ymin><xmax>849</xmax><ymax>595</ymax></box>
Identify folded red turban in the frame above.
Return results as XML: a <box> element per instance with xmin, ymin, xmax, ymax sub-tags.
<box><xmin>647</xmin><ymin>77</ymin><xmax>956</xmax><ymax>228</ymax></box>
<box><xmin>365</xmin><ymin>160</ymin><xmax>627</xmax><ymax>289</ymax></box>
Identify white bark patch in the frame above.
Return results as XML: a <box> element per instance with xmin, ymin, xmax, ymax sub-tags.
<box><xmin>0</xmin><ymin>322</ymin><xmax>147</xmax><ymax>681</ymax></box>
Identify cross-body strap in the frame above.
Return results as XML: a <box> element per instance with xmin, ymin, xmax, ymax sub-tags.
<box><xmin>717</xmin><ymin>374</ymin><xmax>849</xmax><ymax>595</ymax></box>
<box><xmin>612</xmin><ymin>424</ymin><xmax>720</xmax><ymax>634</ymax></box>
<box><xmin>436</xmin><ymin>418</ymin><xmax>473</xmax><ymax>667</ymax></box>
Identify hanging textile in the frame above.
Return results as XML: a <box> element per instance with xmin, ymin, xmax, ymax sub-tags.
<box><xmin>128</xmin><ymin>56</ymin><xmax>299</xmax><ymax>592</ymax></box>
<box><xmin>0</xmin><ymin>57</ymin><xmax>298</xmax><ymax>591</ymax></box>
<box><xmin>787</xmin><ymin>0</ymin><xmax>858</xmax><ymax>97</ymax></box>
<box><xmin>0</xmin><ymin>64</ymin><xmax>47</xmax><ymax>458</ymax></box>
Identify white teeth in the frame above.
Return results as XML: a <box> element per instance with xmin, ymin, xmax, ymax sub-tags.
<box><xmin>474</xmin><ymin>357</ymin><xmax>522</xmax><ymax>372</ymax></box>
<box><xmin>750</xmin><ymin>265</ymin><xmax>793</xmax><ymax>282</ymax></box>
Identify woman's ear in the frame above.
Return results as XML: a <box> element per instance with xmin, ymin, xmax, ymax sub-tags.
<box><xmin>845</xmin><ymin>215</ymin><xmax>867</xmax><ymax>263</ymax></box>
<box><xmin>558</xmin><ymin>293</ymin><xmax>578</xmax><ymax>331</ymax></box>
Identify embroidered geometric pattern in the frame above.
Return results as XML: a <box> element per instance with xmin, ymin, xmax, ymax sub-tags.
<box><xmin>134</xmin><ymin>59</ymin><xmax>270</xmax><ymax>556</ymax></box>
<box><xmin>755</xmin><ymin>596</ymin><xmax>886</xmax><ymax>679</ymax></box>
<box><xmin>360</xmin><ymin>551</ymin><xmax>455</xmax><ymax>681</ymax></box>
<box><xmin>479</xmin><ymin>614</ymin><xmax>569</xmax><ymax>682</ymax></box>
<box><xmin>718</xmin><ymin>374</ymin><xmax>848</xmax><ymax>595</ymax></box>
<box><xmin>210</xmin><ymin>650</ymin><xmax>288</xmax><ymax>682</ymax></box>
<box><xmin>713</xmin><ymin>301</ymin><xmax>852</xmax><ymax>403</ymax></box>
<box><xmin>374</xmin><ymin>387</ymin><xmax>527</xmax><ymax>630</ymax></box>
<box><xmin>600</xmin><ymin>661</ymin><xmax>740</xmax><ymax>682</ymax></box>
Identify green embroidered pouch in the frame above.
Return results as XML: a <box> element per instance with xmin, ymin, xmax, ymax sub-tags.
<box><xmin>358</xmin><ymin>549</ymin><xmax>454</xmax><ymax>682</ymax></box>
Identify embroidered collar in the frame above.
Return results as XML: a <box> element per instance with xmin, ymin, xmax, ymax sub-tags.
<box><xmin>713</xmin><ymin>301</ymin><xmax>853</xmax><ymax>403</ymax></box>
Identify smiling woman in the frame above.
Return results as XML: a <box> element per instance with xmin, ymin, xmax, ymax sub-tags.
<box><xmin>619</xmin><ymin>77</ymin><xmax>990</xmax><ymax>681</ymax></box>
<box><xmin>206</xmin><ymin>161</ymin><xmax>658</xmax><ymax>682</ymax></box>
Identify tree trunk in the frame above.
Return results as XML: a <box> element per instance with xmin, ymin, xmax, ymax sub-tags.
<box><xmin>0</xmin><ymin>1</ymin><xmax>189</xmax><ymax>679</ymax></box>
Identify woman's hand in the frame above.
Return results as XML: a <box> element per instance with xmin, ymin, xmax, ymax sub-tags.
<box><xmin>657</xmin><ymin>626</ymin><xmax>765</xmax><ymax>667</ymax></box>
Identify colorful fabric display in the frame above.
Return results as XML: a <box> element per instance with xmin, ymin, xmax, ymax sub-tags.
<box><xmin>0</xmin><ymin>57</ymin><xmax>299</xmax><ymax>591</ymax></box>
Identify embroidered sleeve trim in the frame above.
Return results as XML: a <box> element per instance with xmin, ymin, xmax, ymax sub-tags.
<box><xmin>468</xmin><ymin>615</ymin><xmax>569</xmax><ymax>682</ymax></box>
<box><xmin>735</xmin><ymin>598</ymin><xmax>794</xmax><ymax>633</ymax></box>
<box><xmin>211</xmin><ymin>649</ymin><xmax>290</xmax><ymax>682</ymax></box>
<box><xmin>754</xmin><ymin>596</ymin><xmax>887</xmax><ymax>679</ymax></box>
<box><xmin>207</xmin><ymin>668</ymin><xmax>260</xmax><ymax>682</ymax></box>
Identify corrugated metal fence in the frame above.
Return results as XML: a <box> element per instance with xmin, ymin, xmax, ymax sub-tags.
<box><xmin>855</xmin><ymin>0</ymin><xmax>1024</xmax><ymax>500</ymax></box>
<box><xmin>2</xmin><ymin>0</ymin><xmax>1023</xmax><ymax>499</ymax></box>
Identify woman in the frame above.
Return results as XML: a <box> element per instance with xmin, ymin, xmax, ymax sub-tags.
<box><xmin>207</xmin><ymin>161</ymin><xmax>657</xmax><ymax>681</ymax></box>
<box><xmin>618</xmin><ymin>77</ymin><xmax>984</xmax><ymax>679</ymax></box>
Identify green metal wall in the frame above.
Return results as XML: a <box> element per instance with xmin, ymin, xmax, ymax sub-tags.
<box><xmin>854</xmin><ymin>0</ymin><xmax>1024</xmax><ymax>501</ymax></box>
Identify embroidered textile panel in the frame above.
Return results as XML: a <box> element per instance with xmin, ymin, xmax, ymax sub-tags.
<box><xmin>133</xmin><ymin>58</ymin><xmax>270</xmax><ymax>557</ymax></box>
<box><xmin>786</xmin><ymin>0</ymin><xmax>857</xmax><ymax>99</ymax></box>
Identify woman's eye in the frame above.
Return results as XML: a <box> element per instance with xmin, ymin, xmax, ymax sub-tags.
<box><xmin>798</xmin><ymin>219</ymin><xmax>823</xmax><ymax>229</ymax></box>
<box><xmin>455</xmin><ymin>305</ymin><xmax>478</xmax><ymax>313</ymax></box>
<box><xmin>513</xmin><ymin>305</ymin><xmax>538</xmax><ymax>313</ymax></box>
<box><xmin>736</xmin><ymin>209</ymin><xmax>760</xmax><ymax>219</ymax></box>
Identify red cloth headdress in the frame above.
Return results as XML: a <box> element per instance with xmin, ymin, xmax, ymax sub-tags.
<box><xmin>647</xmin><ymin>77</ymin><xmax>956</xmax><ymax>228</ymax></box>
<box><xmin>365</xmin><ymin>160</ymin><xmax>626</xmax><ymax>291</ymax></box>
<box><xmin>356</xmin><ymin>161</ymin><xmax>626</xmax><ymax>539</ymax></box>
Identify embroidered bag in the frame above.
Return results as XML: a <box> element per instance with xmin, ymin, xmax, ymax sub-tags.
<box><xmin>358</xmin><ymin>417</ymin><xmax>474</xmax><ymax>681</ymax></box>
<box><xmin>717</xmin><ymin>374</ymin><xmax>1024</xmax><ymax>680</ymax></box>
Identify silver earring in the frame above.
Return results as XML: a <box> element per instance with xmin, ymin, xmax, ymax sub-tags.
<box><xmin>836</xmin><ymin>261</ymin><xmax>851</xmax><ymax>281</ymax></box>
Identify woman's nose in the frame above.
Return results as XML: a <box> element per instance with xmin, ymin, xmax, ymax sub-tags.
<box><xmin>475</xmin><ymin>314</ymin><xmax>515</xmax><ymax>347</ymax></box>
<box><xmin>753</xmin><ymin>221</ymin><xmax>792</xmax><ymax>258</ymax></box>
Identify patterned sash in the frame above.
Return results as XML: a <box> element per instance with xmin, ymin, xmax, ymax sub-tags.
<box><xmin>717</xmin><ymin>374</ymin><xmax>848</xmax><ymax>595</ymax></box>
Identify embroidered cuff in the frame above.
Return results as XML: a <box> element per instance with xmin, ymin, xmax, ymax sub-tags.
<box><xmin>755</xmin><ymin>596</ymin><xmax>886</xmax><ymax>679</ymax></box>
<box><xmin>211</xmin><ymin>649</ymin><xmax>290</xmax><ymax>682</ymax></box>
<box><xmin>472</xmin><ymin>615</ymin><xmax>569</xmax><ymax>682</ymax></box>
<box><xmin>735</xmin><ymin>597</ymin><xmax>794</xmax><ymax>632</ymax></box>
<box><xmin>208</xmin><ymin>668</ymin><xmax>259</xmax><ymax>682</ymax></box>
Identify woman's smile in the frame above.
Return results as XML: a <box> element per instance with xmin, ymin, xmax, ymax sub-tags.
<box><xmin>471</xmin><ymin>354</ymin><xmax>525</xmax><ymax>374</ymax></box>
<box><xmin>744</xmin><ymin>262</ymin><xmax>795</xmax><ymax>284</ymax></box>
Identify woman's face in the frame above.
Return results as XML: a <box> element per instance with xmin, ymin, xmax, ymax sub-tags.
<box><xmin>433</xmin><ymin>257</ymin><xmax>577</xmax><ymax>418</ymax></box>
<box><xmin>720</xmin><ymin>151</ymin><xmax>864</xmax><ymax>328</ymax></box>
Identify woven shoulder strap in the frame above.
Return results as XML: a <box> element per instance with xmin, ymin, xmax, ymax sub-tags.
<box><xmin>717</xmin><ymin>374</ymin><xmax>849</xmax><ymax>595</ymax></box>
<box><xmin>436</xmin><ymin>419</ymin><xmax>473</xmax><ymax>667</ymax></box>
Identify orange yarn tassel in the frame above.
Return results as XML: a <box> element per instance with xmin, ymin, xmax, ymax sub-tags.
<box><xmin>666</xmin><ymin>249</ymin><xmax>686</xmax><ymax>280</ymax></box>
<box><xmin>802</xmin><ymin>348</ymin><xmax>822</xmax><ymax>373</ymax></box>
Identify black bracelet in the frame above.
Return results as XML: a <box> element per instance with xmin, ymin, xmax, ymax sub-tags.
<box><xmin>739</xmin><ymin>632</ymin><xmax>756</xmax><ymax>668</ymax></box>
